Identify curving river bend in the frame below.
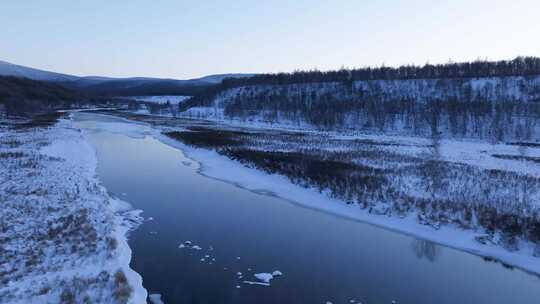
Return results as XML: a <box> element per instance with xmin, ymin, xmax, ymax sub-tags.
<box><xmin>74</xmin><ymin>113</ymin><xmax>540</xmax><ymax>304</ymax></box>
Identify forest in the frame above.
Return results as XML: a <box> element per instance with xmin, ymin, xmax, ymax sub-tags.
<box><xmin>0</xmin><ymin>76</ymin><xmax>82</xmax><ymax>116</ymax></box>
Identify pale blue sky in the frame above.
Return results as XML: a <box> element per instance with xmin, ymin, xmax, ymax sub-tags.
<box><xmin>1</xmin><ymin>0</ymin><xmax>539</xmax><ymax>79</ymax></box>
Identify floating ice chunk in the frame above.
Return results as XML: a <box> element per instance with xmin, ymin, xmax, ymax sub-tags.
<box><xmin>147</xmin><ymin>217</ymin><xmax>154</xmax><ymax>221</ymax></box>
<box><xmin>326</xmin><ymin>302</ymin><xmax>333</xmax><ymax>304</ymax></box>
<box><xmin>236</xmin><ymin>285</ymin><xmax>241</xmax><ymax>289</ymax></box>
<box><xmin>148</xmin><ymin>294</ymin><xmax>164</xmax><ymax>304</ymax></box>
<box><xmin>236</xmin><ymin>257</ymin><xmax>241</xmax><ymax>260</ymax></box>
<box><xmin>184</xmin><ymin>241</ymin><xmax>192</xmax><ymax>245</ymax></box>
<box><xmin>204</xmin><ymin>255</ymin><xmax>210</xmax><ymax>258</ymax></box>
<box><xmin>242</xmin><ymin>280</ymin><xmax>270</xmax><ymax>287</ymax></box>
<box><xmin>237</xmin><ymin>272</ymin><xmax>242</xmax><ymax>276</ymax></box>
<box><xmin>271</xmin><ymin>270</ymin><xmax>282</xmax><ymax>277</ymax></box>
<box><xmin>192</xmin><ymin>245</ymin><xmax>202</xmax><ymax>250</ymax></box>
<box><xmin>254</xmin><ymin>273</ymin><xmax>273</xmax><ymax>283</ymax></box>
<box><xmin>178</xmin><ymin>244</ymin><xmax>186</xmax><ymax>249</ymax></box>
<box><xmin>200</xmin><ymin>258</ymin><xmax>205</xmax><ymax>262</ymax></box>
<box><xmin>247</xmin><ymin>268</ymin><xmax>252</xmax><ymax>271</ymax></box>
<box><xmin>149</xmin><ymin>231</ymin><xmax>157</xmax><ymax>235</ymax></box>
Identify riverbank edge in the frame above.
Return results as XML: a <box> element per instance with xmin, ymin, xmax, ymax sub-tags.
<box><xmin>65</xmin><ymin>116</ymin><xmax>148</xmax><ymax>303</ymax></box>
<box><xmin>153</xmin><ymin>132</ymin><xmax>540</xmax><ymax>278</ymax></box>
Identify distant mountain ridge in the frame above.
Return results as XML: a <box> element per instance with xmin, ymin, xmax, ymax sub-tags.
<box><xmin>0</xmin><ymin>60</ymin><xmax>255</xmax><ymax>96</ymax></box>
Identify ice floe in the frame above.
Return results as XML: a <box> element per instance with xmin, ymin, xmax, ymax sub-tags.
<box><xmin>149</xmin><ymin>293</ymin><xmax>165</xmax><ymax>304</ymax></box>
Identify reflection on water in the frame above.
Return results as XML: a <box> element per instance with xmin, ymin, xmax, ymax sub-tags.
<box><xmin>411</xmin><ymin>239</ymin><xmax>440</xmax><ymax>262</ymax></box>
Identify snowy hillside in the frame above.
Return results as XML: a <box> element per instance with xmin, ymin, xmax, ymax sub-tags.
<box><xmin>0</xmin><ymin>60</ymin><xmax>78</xmax><ymax>82</ymax></box>
<box><xmin>181</xmin><ymin>75</ymin><xmax>540</xmax><ymax>142</ymax></box>
<box><xmin>192</xmin><ymin>73</ymin><xmax>255</xmax><ymax>84</ymax></box>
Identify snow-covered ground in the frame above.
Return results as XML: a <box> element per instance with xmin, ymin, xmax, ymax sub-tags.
<box><xmin>127</xmin><ymin>96</ymin><xmax>190</xmax><ymax>105</ymax></box>
<box><xmin>0</xmin><ymin>117</ymin><xmax>146</xmax><ymax>303</ymax></box>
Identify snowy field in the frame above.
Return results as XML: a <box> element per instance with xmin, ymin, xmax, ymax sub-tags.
<box><xmin>0</xmin><ymin>115</ymin><xmax>146</xmax><ymax>303</ymax></box>
<box><xmin>127</xmin><ymin>96</ymin><xmax>190</xmax><ymax>105</ymax></box>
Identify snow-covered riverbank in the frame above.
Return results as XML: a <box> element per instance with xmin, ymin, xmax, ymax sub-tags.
<box><xmin>0</xmin><ymin>116</ymin><xmax>146</xmax><ymax>303</ymax></box>
<box><xmin>159</xmin><ymin>135</ymin><xmax>540</xmax><ymax>275</ymax></box>
<box><xmin>149</xmin><ymin>122</ymin><xmax>540</xmax><ymax>277</ymax></box>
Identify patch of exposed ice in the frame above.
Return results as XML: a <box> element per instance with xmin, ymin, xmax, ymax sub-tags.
<box><xmin>149</xmin><ymin>293</ymin><xmax>165</xmax><ymax>304</ymax></box>
<box><xmin>272</xmin><ymin>270</ymin><xmax>283</xmax><ymax>276</ymax></box>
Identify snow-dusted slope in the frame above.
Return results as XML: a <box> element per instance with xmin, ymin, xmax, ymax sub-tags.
<box><xmin>0</xmin><ymin>60</ymin><xmax>78</xmax><ymax>82</ymax></box>
<box><xmin>181</xmin><ymin>75</ymin><xmax>540</xmax><ymax>141</ymax></box>
<box><xmin>192</xmin><ymin>73</ymin><xmax>255</xmax><ymax>84</ymax></box>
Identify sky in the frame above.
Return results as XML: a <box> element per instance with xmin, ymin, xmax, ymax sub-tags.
<box><xmin>1</xmin><ymin>0</ymin><xmax>539</xmax><ymax>79</ymax></box>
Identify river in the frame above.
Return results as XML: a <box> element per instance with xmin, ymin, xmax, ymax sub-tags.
<box><xmin>74</xmin><ymin>112</ymin><xmax>540</xmax><ymax>304</ymax></box>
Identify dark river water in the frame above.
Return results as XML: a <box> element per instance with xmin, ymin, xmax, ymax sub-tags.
<box><xmin>74</xmin><ymin>113</ymin><xmax>540</xmax><ymax>304</ymax></box>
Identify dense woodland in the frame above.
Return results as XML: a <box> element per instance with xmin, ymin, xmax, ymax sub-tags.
<box><xmin>0</xmin><ymin>76</ymin><xmax>82</xmax><ymax>116</ymax></box>
<box><xmin>59</xmin><ymin>79</ymin><xmax>215</xmax><ymax>97</ymax></box>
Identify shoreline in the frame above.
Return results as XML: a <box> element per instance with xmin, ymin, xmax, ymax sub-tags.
<box><xmin>57</xmin><ymin>116</ymin><xmax>148</xmax><ymax>303</ymax></box>
<box><xmin>154</xmin><ymin>131</ymin><xmax>540</xmax><ymax>278</ymax></box>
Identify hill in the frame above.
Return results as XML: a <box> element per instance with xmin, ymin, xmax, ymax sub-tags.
<box><xmin>0</xmin><ymin>60</ymin><xmax>78</xmax><ymax>82</ymax></box>
<box><xmin>180</xmin><ymin>57</ymin><xmax>540</xmax><ymax>143</ymax></box>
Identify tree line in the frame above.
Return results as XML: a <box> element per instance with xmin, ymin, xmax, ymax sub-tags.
<box><xmin>181</xmin><ymin>56</ymin><xmax>540</xmax><ymax>115</ymax></box>
<box><xmin>221</xmin><ymin>56</ymin><xmax>540</xmax><ymax>87</ymax></box>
